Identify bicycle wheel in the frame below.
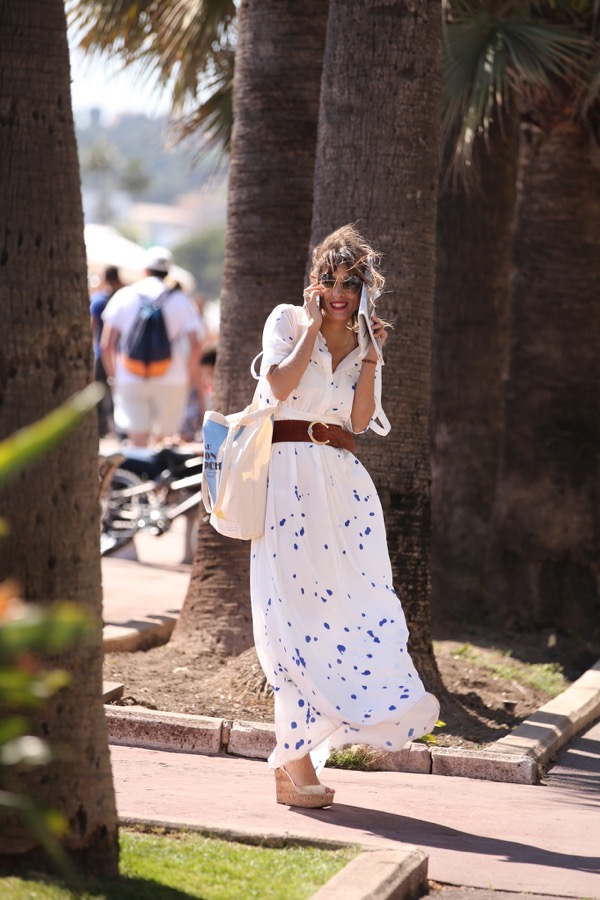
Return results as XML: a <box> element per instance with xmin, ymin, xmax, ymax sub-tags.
<box><xmin>100</xmin><ymin>468</ymin><xmax>149</xmax><ymax>556</ymax></box>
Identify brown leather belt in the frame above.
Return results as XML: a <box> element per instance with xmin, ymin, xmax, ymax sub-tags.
<box><xmin>272</xmin><ymin>419</ymin><xmax>355</xmax><ymax>454</ymax></box>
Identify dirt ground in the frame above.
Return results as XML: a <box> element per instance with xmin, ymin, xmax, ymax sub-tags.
<box><xmin>104</xmin><ymin>623</ymin><xmax>594</xmax><ymax>750</ymax></box>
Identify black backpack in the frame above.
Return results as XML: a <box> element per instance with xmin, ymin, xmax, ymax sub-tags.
<box><xmin>122</xmin><ymin>290</ymin><xmax>173</xmax><ymax>378</ymax></box>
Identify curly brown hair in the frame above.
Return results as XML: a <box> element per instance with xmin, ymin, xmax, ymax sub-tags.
<box><xmin>310</xmin><ymin>224</ymin><xmax>385</xmax><ymax>296</ymax></box>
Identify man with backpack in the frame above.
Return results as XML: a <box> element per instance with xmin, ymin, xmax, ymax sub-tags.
<box><xmin>101</xmin><ymin>246</ymin><xmax>204</xmax><ymax>446</ymax></box>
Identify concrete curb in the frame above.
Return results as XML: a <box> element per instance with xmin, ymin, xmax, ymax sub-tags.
<box><xmin>118</xmin><ymin>816</ymin><xmax>428</xmax><ymax>900</ymax></box>
<box><xmin>104</xmin><ymin>706</ymin><xmax>436</xmax><ymax>776</ymax></box>
<box><xmin>311</xmin><ymin>846</ymin><xmax>428</xmax><ymax>900</ymax></box>
<box><xmin>491</xmin><ymin>657</ymin><xmax>600</xmax><ymax>766</ymax></box>
<box><xmin>103</xmin><ymin>681</ymin><xmax>125</xmax><ymax>703</ymax></box>
<box><xmin>118</xmin><ymin>814</ymin><xmax>353</xmax><ymax>850</ymax></box>
<box><xmin>103</xmin><ymin>616</ymin><xmax>177</xmax><ymax>653</ymax></box>
<box><xmin>105</xmin><ymin>655</ymin><xmax>600</xmax><ymax>785</ymax></box>
<box><xmin>106</xmin><ymin>704</ymin><xmax>223</xmax><ymax>755</ymax></box>
<box><xmin>104</xmin><ymin>702</ymin><xmax>536</xmax><ymax>784</ymax></box>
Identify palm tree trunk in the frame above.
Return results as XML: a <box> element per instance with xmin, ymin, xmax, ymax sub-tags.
<box><xmin>0</xmin><ymin>0</ymin><xmax>118</xmax><ymax>874</ymax></box>
<box><xmin>431</xmin><ymin>114</ymin><xmax>519</xmax><ymax>623</ymax></box>
<box><xmin>310</xmin><ymin>0</ymin><xmax>443</xmax><ymax>691</ymax></box>
<box><xmin>173</xmin><ymin>0</ymin><xmax>329</xmax><ymax>653</ymax></box>
<box><xmin>486</xmin><ymin>120</ymin><xmax>600</xmax><ymax>634</ymax></box>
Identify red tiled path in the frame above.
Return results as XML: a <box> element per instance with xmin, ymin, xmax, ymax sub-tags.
<box><xmin>110</xmin><ymin>735</ymin><xmax>600</xmax><ymax>898</ymax></box>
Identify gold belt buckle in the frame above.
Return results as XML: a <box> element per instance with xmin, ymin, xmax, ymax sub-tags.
<box><xmin>308</xmin><ymin>421</ymin><xmax>330</xmax><ymax>445</ymax></box>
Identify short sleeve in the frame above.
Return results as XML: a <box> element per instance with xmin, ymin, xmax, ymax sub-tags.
<box><xmin>101</xmin><ymin>287</ymin><xmax>128</xmax><ymax>330</ymax></box>
<box><xmin>260</xmin><ymin>304</ymin><xmax>301</xmax><ymax>375</ymax></box>
<box><xmin>170</xmin><ymin>293</ymin><xmax>204</xmax><ymax>338</ymax></box>
<box><xmin>90</xmin><ymin>293</ymin><xmax>108</xmax><ymax>321</ymax></box>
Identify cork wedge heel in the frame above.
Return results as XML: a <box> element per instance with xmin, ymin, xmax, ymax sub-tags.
<box><xmin>274</xmin><ymin>768</ymin><xmax>335</xmax><ymax>808</ymax></box>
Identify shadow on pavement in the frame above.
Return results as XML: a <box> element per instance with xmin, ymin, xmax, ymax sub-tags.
<box><xmin>292</xmin><ymin>803</ymin><xmax>600</xmax><ymax>874</ymax></box>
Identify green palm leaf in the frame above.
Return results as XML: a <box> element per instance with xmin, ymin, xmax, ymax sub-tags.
<box><xmin>67</xmin><ymin>0</ymin><xmax>236</xmax><ymax>151</ymax></box>
<box><xmin>174</xmin><ymin>44</ymin><xmax>234</xmax><ymax>154</ymax></box>
<box><xmin>443</xmin><ymin>5</ymin><xmax>588</xmax><ymax>168</ymax></box>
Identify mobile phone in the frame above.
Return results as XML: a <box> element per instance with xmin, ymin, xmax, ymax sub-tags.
<box><xmin>316</xmin><ymin>295</ymin><xmax>321</xmax><ymax>308</ymax></box>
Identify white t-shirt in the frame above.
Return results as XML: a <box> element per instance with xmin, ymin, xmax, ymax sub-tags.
<box><xmin>102</xmin><ymin>276</ymin><xmax>205</xmax><ymax>386</ymax></box>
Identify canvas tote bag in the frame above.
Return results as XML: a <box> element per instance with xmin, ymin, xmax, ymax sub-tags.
<box><xmin>202</xmin><ymin>374</ymin><xmax>275</xmax><ymax>540</ymax></box>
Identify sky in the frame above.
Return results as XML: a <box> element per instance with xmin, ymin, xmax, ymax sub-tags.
<box><xmin>68</xmin><ymin>38</ymin><xmax>170</xmax><ymax>120</ymax></box>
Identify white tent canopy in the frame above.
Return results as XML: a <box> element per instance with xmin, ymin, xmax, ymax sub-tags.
<box><xmin>84</xmin><ymin>224</ymin><xmax>196</xmax><ymax>293</ymax></box>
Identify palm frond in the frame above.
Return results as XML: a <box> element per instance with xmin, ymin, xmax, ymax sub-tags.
<box><xmin>68</xmin><ymin>1</ymin><xmax>160</xmax><ymax>59</ymax></box>
<box><xmin>579</xmin><ymin>49</ymin><xmax>600</xmax><ymax>112</ymax></box>
<box><xmin>67</xmin><ymin>0</ymin><xmax>236</xmax><ymax>151</ymax></box>
<box><xmin>173</xmin><ymin>45</ymin><xmax>234</xmax><ymax>157</ymax></box>
<box><xmin>443</xmin><ymin>10</ymin><xmax>588</xmax><ymax>172</ymax></box>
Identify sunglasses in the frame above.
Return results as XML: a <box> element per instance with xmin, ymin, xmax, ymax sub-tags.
<box><xmin>319</xmin><ymin>273</ymin><xmax>363</xmax><ymax>294</ymax></box>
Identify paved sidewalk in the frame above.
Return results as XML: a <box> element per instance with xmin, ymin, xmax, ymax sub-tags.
<box><xmin>111</xmin><ymin>739</ymin><xmax>599</xmax><ymax>898</ymax></box>
<box><xmin>102</xmin><ymin>526</ymin><xmax>600</xmax><ymax>898</ymax></box>
<box><xmin>546</xmin><ymin>717</ymin><xmax>600</xmax><ymax>795</ymax></box>
<box><xmin>102</xmin><ymin>520</ymin><xmax>189</xmax><ymax>651</ymax></box>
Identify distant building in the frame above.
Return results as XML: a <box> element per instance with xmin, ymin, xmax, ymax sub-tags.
<box><xmin>127</xmin><ymin>188</ymin><xmax>227</xmax><ymax>247</ymax></box>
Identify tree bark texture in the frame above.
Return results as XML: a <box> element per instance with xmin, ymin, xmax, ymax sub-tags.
<box><xmin>431</xmin><ymin>115</ymin><xmax>519</xmax><ymax>624</ymax></box>
<box><xmin>0</xmin><ymin>1</ymin><xmax>118</xmax><ymax>874</ymax></box>
<box><xmin>486</xmin><ymin>121</ymin><xmax>600</xmax><ymax>633</ymax></box>
<box><xmin>174</xmin><ymin>0</ymin><xmax>329</xmax><ymax>653</ymax></box>
<box><xmin>310</xmin><ymin>0</ymin><xmax>443</xmax><ymax>691</ymax></box>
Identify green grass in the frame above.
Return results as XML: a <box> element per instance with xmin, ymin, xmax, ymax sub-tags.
<box><xmin>325</xmin><ymin>717</ymin><xmax>448</xmax><ymax>765</ymax></box>
<box><xmin>453</xmin><ymin>642</ymin><xmax>479</xmax><ymax>661</ymax></box>
<box><xmin>452</xmin><ymin>643</ymin><xmax>568</xmax><ymax>697</ymax></box>
<box><xmin>487</xmin><ymin>657</ymin><xmax>567</xmax><ymax>696</ymax></box>
<box><xmin>325</xmin><ymin>745</ymin><xmax>378</xmax><ymax>771</ymax></box>
<box><xmin>0</xmin><ymin>828</ymin><xmax>358</xmax><ymax>900</ymax></box>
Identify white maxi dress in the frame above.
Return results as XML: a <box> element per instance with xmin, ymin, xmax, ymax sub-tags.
<box><xmin>251</xmin><ymin>303</ymin><xmax>440</xmax><ymax>772</ymax></box>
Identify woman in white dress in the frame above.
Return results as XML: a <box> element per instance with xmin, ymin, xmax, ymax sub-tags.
<box><xmin>252</xmin><ymin>225</ymin><xmax>439</xmax><ymax>808</ymax></box>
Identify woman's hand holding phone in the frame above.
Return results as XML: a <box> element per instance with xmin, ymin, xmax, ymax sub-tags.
<box><xmin>303</xmin><ymin>282</ymin><xmax>323</xmax><ymax>331</ymax></box>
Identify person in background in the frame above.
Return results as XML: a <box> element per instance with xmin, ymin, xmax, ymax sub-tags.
<box><xmin>101</xmin><ymin>247</ymin><xmax>203</xmax><ymax>447</ymax></box>
<box><xmin>90</xmin><ymin>265</ymin><xmax>123</xmax><ymax>437</ymax></box>
<box><xmin>178</xmin><ymin>343</ymin><xmax>218</xmax><ymax>441</ymax></box>
<box><xmin>199</xmin><ymin>344</ymin><xmax>217</xmax><ymax>408</ymax></box>
<box><xmin>177</xmin><ymin>298</ymin><xmax>208</xmax><ymax>441</ymax></box>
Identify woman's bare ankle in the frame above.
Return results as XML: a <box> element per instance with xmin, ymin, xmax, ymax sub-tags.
<box><xmin>284</xmin><ymin>755</ymin><xmax>319</xmax><ymax>787</ymax></box>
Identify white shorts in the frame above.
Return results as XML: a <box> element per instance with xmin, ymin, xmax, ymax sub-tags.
<box><xmin>113</xmin><ymin>380</ymin><xmax>188</xmax><ymax>437</ymax></box>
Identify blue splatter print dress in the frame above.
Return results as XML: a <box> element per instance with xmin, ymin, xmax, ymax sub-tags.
<box><xmin>251</xmin><ymin>304</ymin><xmax>439</xmax><ymax>771</ymax></box>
